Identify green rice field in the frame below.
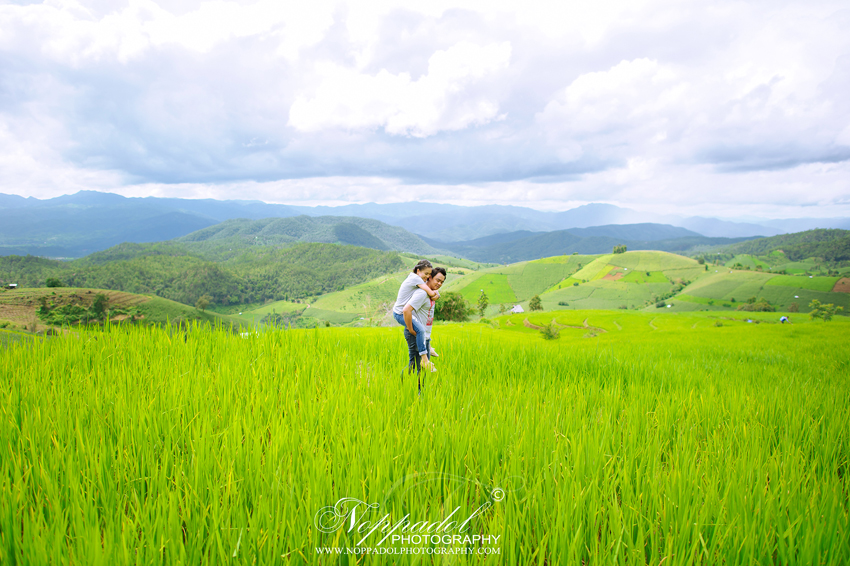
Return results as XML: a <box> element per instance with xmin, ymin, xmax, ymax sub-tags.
<box><xmin>765</xmin><ymin>275</ymin><xmax>841</xmax><ymax>292</ymax></box>
<box><xmin>1</xmin><ymin>312</ymin><xmax>848</xmax><ymax>565</ymax></box>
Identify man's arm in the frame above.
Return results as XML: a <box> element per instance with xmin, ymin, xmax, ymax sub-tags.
<box><xmin>403</xmin><ymin>303</ymin><xmax>416</xmax><ymax>335</ymax></box>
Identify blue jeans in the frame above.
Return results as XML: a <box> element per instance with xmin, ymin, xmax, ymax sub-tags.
<box><xmin>393</xmin><ymin>312</ymin><xmax>427</xmax><ymax>356</ymax></box>
<box><xmin>403</xmin><ymin>331</ymin><xmax>429</xmax><ymax>395</ymax></box>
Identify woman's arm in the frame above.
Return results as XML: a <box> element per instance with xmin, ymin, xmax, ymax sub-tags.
<box><xmin>417</xmin><ymin>282</ymin><xmax>439</xmax><ymax>299</ymax></box>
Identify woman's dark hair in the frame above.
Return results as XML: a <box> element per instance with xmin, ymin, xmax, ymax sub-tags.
<box><xmin>412</xmin><ymin>259</ymin><xmax>433</xmax><ymax>274</ymax></box>
<box><xmin>430</xmin><ymin>267</ymin><xmax>447</xmax><ymax>279</ymax></box>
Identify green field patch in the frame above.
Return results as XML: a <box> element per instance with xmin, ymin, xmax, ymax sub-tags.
<box><xmin>675</xmin><ymin>294</ymin><xmax>732</xmax><ymax>307</ymax></box>
<box><xmin>725</xmin><ymin>254</ymin><xmax>771</xmax><ymax>270</ymax></box>
<box><xmin>608</xmin><ymin>251</ymin><xmax>698</xmax><ymax>271</ymax></box>
<box><xmin>311</xmin><ymin>272</ymin><xmax>408</xmax><ymax>313</ymax></box>
<box><xmin>457</xmin><ymin>273</ymin><xmax>517</xmax><ymax>304</ymax></box>
<box><xmin>572</xmin><ymin>255</ymin><xmax>614</xmax><ymax>281</ymax></box>
<box><xmin>621</xmin><ymin>270</ymin><xmax>668</xmax><ymax>283</ymax></box>
<box><xmin>534</xmin><ymin>254</ymin><xmax>598</xmax><ymax>264</ymax></box>
<box><xmin>766</xmin><ymin>275</ymin><xmax>840</xmax><ymax>292</ymax></box>
<box><xmin>544</xmin><ymin>277</ymin><xmax>583</xmax><ymax>293</ymax></box>
<box><xmin>589</xmin><ymin>264</ymin><xmax>618</xmax><ymax>281</ymax></box>
<box><xmin>758</xmin><ymin>286</ymin><xmax>850</xmax><ymax>312</ymax></box>
<box><xmin>683</xmin><ymin>272</ymin><xmax>772</xmax><ymax>300</ymax></box>
<box><xmin>772</xmin><ymin>258</ymin><xmax>823</xmax><ymax>275</ymax></box>
<box><xmin>243</xmin><ymin>300</ymin><xmax>307</xmax><ymax>318</ymax></box>
<box><xmin>301</xmin><ymin>307</ymin><xmax>358</xmax><ymax>324</ymax></box>
<box><xmin>506</xmin><ymin>257</ymin><xmax>586</xmax><ymax>300</ymax></box>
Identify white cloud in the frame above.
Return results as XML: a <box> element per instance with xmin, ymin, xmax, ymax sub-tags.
<box><xmin>0</xmin><ymin>0</ymin><xmax>849</xmax><ymax>218</ymax></box>
<box><xmin>288</xmin><ymin>41</ymin><xmax>511</xmax><ymax>136</ymax></box>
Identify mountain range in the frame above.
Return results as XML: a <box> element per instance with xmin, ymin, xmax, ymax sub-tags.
<box><xmin>1</xmin><ymin>191</ymin><xmax>848</xmax><ymax>258</ymax></box>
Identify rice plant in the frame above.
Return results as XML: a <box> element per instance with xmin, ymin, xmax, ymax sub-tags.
<box><xmin>1</xmin><ymin>312</ymin><xmax>847</xmax><ymax>564</ymax></box>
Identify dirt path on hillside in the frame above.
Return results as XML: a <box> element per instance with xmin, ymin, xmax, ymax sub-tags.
<box><xmin>833</xmin><ymin>278</ymin><xmax>850</xmax><ymax>293</ymax></box>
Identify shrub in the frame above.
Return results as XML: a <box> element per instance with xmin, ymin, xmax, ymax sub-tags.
<box><xmin>788</xmin><ymin>302</ymin><xmax>799</xmax><ymax>313</ymax></box>
<box><xmin>714</xmin><ymin>320</ymin><xmax>723</xmax><ymax>327</ymax></box>
<box><xmin>45</xmin><ymin>278</ymin><xmax>63</xmax><ymax>288</ymax></box>
<box><xmin>558</xmin><ymin>301</ymin><xmax>569</xmax><ymax>306</ymax></box>
<box><xmin>540</xmin><ymin>324</ymin><xmax>560</xmax><ymax>340</ymax></box>
<box><xmin>737</xmin><ymin>299</ymin><xmax>775</xmax><ymax>312</ymax></box>
<box><xmin>656</xmin><ymin>301</ymin><xmax>666</xmax><ymax>308</ymax></box>
<box><xmin>434</xmin><ymin>292</ymin><xmax>471</xmax><ymax>322</ymax></box>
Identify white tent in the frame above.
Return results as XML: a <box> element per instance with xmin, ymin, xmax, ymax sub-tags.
<box><xmin>510</xmin><ymin>305</ymin><xmax>524</xmax><ymax>313</ymax></box>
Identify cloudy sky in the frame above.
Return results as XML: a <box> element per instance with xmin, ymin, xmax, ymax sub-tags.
<box><xmin>1</xmin><ymin>0</ymin><xmax>849</xmax><ymax>218</ymax></box>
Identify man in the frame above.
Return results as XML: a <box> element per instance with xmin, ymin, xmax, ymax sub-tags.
<box><xmin>402</xmin><ymin>267</ymin><xmax>446</xmax><ymax>385</ymax></box>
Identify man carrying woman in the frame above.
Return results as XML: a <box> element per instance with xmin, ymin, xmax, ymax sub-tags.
<box><xmin>401</xmin><ymin>267</ymin><xmax>446</xmax><ymax>388</ymax></box>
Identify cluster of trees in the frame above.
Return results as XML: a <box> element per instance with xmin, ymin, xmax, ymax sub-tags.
<box><xmin>612</xmin><ymin>245</ymin><xmax>627</xmax><ymax>254</ymax></box>
<box><xmin>37</xmin><ymin>293</ymin><xmax>132</xmax><ymax>326</ymax></box>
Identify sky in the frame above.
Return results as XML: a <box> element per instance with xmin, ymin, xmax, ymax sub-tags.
<box><xmin>1</xmin><ymin>0</ymin><xmax>849</xmax><ymax>219</ymax></box>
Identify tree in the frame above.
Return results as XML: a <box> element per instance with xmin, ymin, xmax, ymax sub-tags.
<box><xmin>195</xmin><ymin>294</ymin><xmax>211</xmax><ymax>311</ymax></box>
<box><xmin>91</xmin><ymin>294</ymin><xmax>108</xmax><ymax>319</ymax></box>
<box><xmin>809</xmin><ymin>299</ymin><xmax>843</xmax><ymax>321</ymax></box>
<box><xmin>788</xmin><ymin>302</ymin><xmax>799</xmax><ymax>313</ymax></box>
<box><xmin>529</xmin><ymin>295</ymin><xmax>543</xmax><ymax>311</ymax></box>
<box><xmin>477</xmin><ymin>290</ymin><xmax>489</xmax><ymax>317</ymax></box>
<box><xmin>434</xmin><ymin>292</ymin><xmax>470</xmax><ymax>322</ymax></box>
<box><xmin>613</xmin><ymin>244</ymin><xmax>627</xmax><ymax>254</ymax></box>
<box><xmin>45</xmin><ymin>277</ymin><xmax>63</xmax><ymax>288</ymax></box>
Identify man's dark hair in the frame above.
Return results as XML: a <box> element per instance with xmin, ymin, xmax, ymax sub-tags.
<box><xmin>430</xmin><ymin>267</ymin><xmax>447</xmax><ymax>279</ymax></box>
<box><xmin>413</xmin><ymin>259</ymin><xmax>433</xmax><ymax>274</ymax></box>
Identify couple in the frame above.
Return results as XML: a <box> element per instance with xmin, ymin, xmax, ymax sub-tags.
<box><xmin>391</xmin><ymin>260</ymin><xmax>447</xmax><ymax>381</ymax></box>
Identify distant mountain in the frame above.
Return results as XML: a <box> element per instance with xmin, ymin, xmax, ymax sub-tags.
<box><xmin>565</xmin><ymin>223</ymin><xmax>702</xmax><ymax>240</ymax></box>
<box><xmin>427</xmin><ymin>225</ymin><xmax>756</xmax><ymax>263</ymax></box>
<box><xmin>0</xmin><ymin>190</ymin><xmax>303</xmax><ymax>257</ymax></box>
<box><xmin>2</xmin><ymin>191</ymin><xmax>847</xmax><ymax>257</ymax></box>
<box><xmin>177</xmin><ymin>216</ymin><xmax>441</xmax><ymax>255</ymax></box>
<box><xmin>292</xmin><ymin>201</ymin><xmax>790</xmax><ymax>240</ymax></box>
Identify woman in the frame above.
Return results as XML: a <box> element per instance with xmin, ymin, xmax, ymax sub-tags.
<box><xmin>402</xmin><ymin>267</ymin><xmax>446</xmax><ymax>391</ymax></box>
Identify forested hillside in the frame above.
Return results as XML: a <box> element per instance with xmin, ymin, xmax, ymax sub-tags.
<box><xmin>715</xmin><ymin>229</ymin><xmax>850</xmax><ymax>261</ymax></box>
<box><xmin>0</xmin><ymin>243</ymin><xmax>404</xmax><ymax>306</ymax></box>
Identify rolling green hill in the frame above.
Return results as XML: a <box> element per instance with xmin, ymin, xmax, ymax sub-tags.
<box><xmin>177</xmin><ymin>216</ymin><xmax>441</xmax><ymax>255</ymax></box>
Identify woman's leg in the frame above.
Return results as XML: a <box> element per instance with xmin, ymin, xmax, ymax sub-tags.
<box><xmin>393</xmin><ymin>312</ymin><xmax>406</xmax><ymax>327</ymax></box>
<box><xmin>410</xmin><ymin>318</ymin><xmax>429</xmax><ymax>362</ymax></box>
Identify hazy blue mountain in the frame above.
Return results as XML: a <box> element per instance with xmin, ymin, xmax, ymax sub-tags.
<box><xmin>2</xmin><ymin>191</ymin><xmax>847</xmax><ymax>258</ymax></box>
<box><xmin>0</xmin><ymin>191</ymin><xmax>301</xmax><ymax>257</ymax></box>
<box><xmin>675</xmin><ymin>217</ymin><xmax>779</xmax><ymax>238</ymax></box>
<box><xmin>565</xmin><ymin>223</ymin><xmax>702</xmax><ymax>240</ymax></box>
<box><xmin>760</xmin><ymin>218</ymin><xmax>850</xmax><ymax>233</ymax></box>
<box><xmin>0</xmin><ymin>202</ymin><xmax>218</xmax><ymax>257</ymax></box>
